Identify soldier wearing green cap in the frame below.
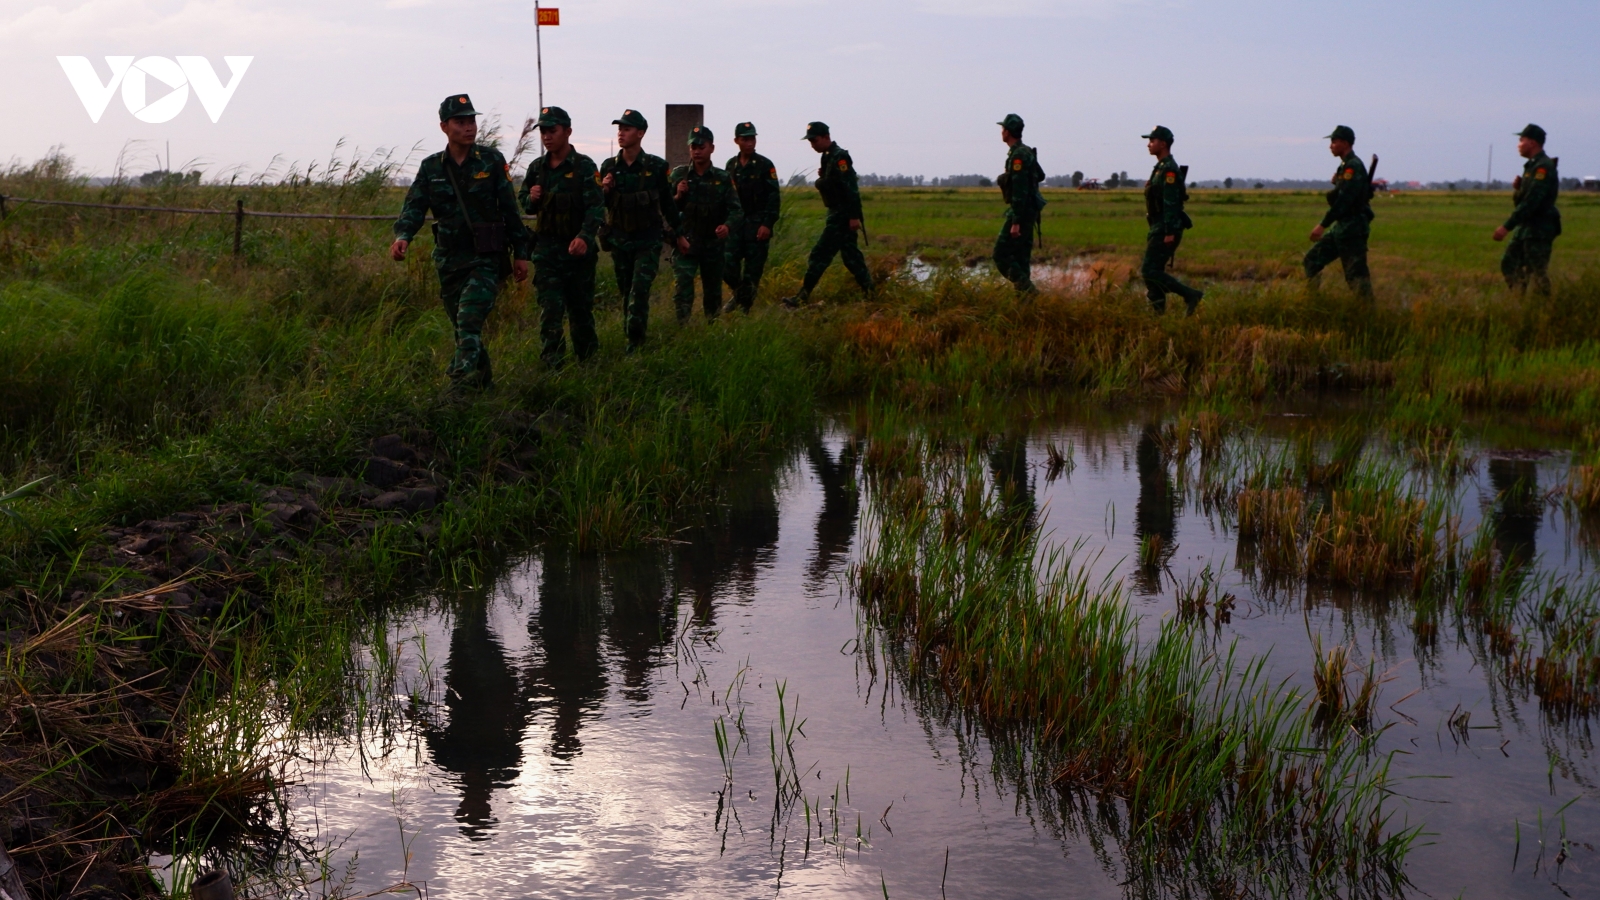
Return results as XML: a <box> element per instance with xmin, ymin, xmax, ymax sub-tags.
<box><xmin>994</xmin><ymin>113</ymin><xmax>1046</xmax><ymax>293</ymax></box>
<box><xmin>1494</xmin><ymin>124</ymin><xmax>1562</xmax><ymax>295</ymax></box>
<box><xmin>669</xmin><ymin>126</ymin><xmax>742</xmax><ymax>321</ymax></box>
<box><xmin>783</xmin><ymin>122</ymin><xmax>874</xmax><ymax>307</ymax></box>
<box><xmin>600</xmin><ymin>108</ymin><xmax>679</xmax><ymax>350</ymax></box>
<box><xmin>723</xmin><ymin>122</ymin><xmax>782</xmax><ymax>312</ymax></box>
<box><xmin>522</xmin><ymin>106</ymin><xmax>606</xmax><ymax>365</ymax></box>
<box><xmin>392</xmin><ymin>94</ymin><xmax>530</xmax><ymax>389</ymax></box>
<box><xmin>1139</xmin><ymin>125</ymin><xmax>1203</xmax><ymax>315</ymax></box>
<box><xmin>1304</xmin><ymin>125</ymin><xmax>1374</xmax><ymax>299</ymax></box>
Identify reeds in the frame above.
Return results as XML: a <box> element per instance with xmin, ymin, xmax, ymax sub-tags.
<box><xmin>851</xmin><ymin>441</ymin><xmax>1416</xmax><ymax>897</ymax></box>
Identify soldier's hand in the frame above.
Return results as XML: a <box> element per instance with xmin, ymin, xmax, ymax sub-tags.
<box><xmin>568</xmin><ymin>237</ymin><xmax>589</xmax><ymax>257</ymax></box>
<box><xmin>1493</xmin><ymin>226</ymin><xmax>1509</xmax><ymax>242</ymax></box>
<box><xmin>848</xmin><ymin>219</ymin><xmax>861</xmax><ymax>232</ymax></box>
<box><xmin>390</xmin><ymin>239</ymin><xmax>409</xmax><ymax>261</ymax></box>
<box><xmin>675</xmin><ymin>180</ymin><xmax>689</xmax><ymax>199</ymax></box>
<box><xmin>1010</xmin><ymin>223</ymin><xmax>1021</xmax><ymax>238</ymax></box>
<box><xmin>1310</xmin><ymin>225</ymin><xmax>1325</xmax><ymax>243</ymax></box>
<box><xmin>756</xmin><ymin>225</ymin><xmax>771</xmax><ymax>241</ymax></box>
<box><xmin>715</xmin><ymin>224</ymin><xmax>729</xmax><ymax>239</ymax></box>
<box><xmin>1163</xmin><ymin>234</ymin><xmax>1176</xmax><ymax>245</ymax></box>
<box><xmin>528</xmin><ymin>184</ymin><xmax>543</xmax><ymax>204</ymax></box>
<box><xmin>512</xmin><ymin>259</ymin><xmax>529</xmax><ymax>282</ymax></box>
<box><xmin>677</xmin><ymin>236</ymin><xmax>691</xmax><ymax>254</ymax></box>
<box><xmin>602</xmin><ymin>173</ymin><xmax>615</xmax><ymax>191</ymax></box>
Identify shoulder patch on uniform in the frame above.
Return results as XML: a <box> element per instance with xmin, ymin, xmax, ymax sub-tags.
<box><xmin>1343</xmin><ymin>168</ymin><xmax>1354</xmax><ymax>180</ymax></box>
<box><xmin>594</xmin><ymin>172</ymin><xmax>602</xmax><ymax>184</ymax></box>
<box><xmin>837</xmin><ymin>159</ymin><xmax>848</xmax><ymax>171</ymax></box>
<box><xmin>1013</xmin><ymin>158</ymin><xmax>1023</xmax><ymax>171</ymax></box>
<box><xmin>1165</xmin><ymin>171</ymin><xmax>1176</xmax><ymax>183</ymax></box>
<box><xmin>769</xmin><ymin>167</ymin><xmax>777</xmax><ymax>179</ymax></box>
<box><xmin>1535</xmin><ymin>168</ymin><xmax>1547</xmax><ymax>180</ymax></box>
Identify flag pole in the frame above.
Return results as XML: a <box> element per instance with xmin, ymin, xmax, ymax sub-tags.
<box><xmin>535</xmin><ymin>1</ymin><xmax>545</xmax><ymax>109</ymax></box>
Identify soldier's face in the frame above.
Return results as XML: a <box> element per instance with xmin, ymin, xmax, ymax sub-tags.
<box><xmin>689</xmin><ymin>142</ymin><xmax>713</xmax><ymax>165</ymax></box>
<box><xmin>1518</xmin><ymin>136</ymin><xmax>1540</xmax><ymax>158</ymax></box>
<box><xmin>1000</xmin><ymin>126</ymin><xmax>1013</xmax><ymax>144</ymax></box>
<box><xmin>1146</xmin><ymin>138</ymin><xmax>1169</xmax><ymax>157</ymax></box>
<box><xmin>1329</xmin><ymin>139</ymin><xmax>1352</xmax><ymax>157</ymax></box>
<box><xmin>736</xmin><ymin>136</ymin><xmax>757</xmax><ymax>155</ymax></box>
<box><xmin>440</xmin><ymin>116</ymin><xmax>478</xmax><ymax>146</ymax></box>
<box><xmin>807</xmin><ymin>135</ymin><xmax>831</xmax><ymax>153</ymax></box>
<box><xmin>616</xmin><ymin>125</ymin><xmax>644</xmax><ymax>151</ymax></box>
<box><xmin>541</xmin><ymin>125</ymin><xmax>572</xmax><ymax>153</ymax></box>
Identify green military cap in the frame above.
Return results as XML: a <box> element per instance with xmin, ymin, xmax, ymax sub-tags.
<box><xmin>687</xmin><ymin>125</ymin><xmax>714</xmax><ymax>145</ymax></box>
<box><xmin>1324</xmin><ymin>125</ymin><xmax>1356</xmax><ymax>143</ymax></box>
<box><xmin>1141</xmin><ymin>125</ymin><xmax>1175</xmax><ymax>144</ymax></box>
<box><xmin>734</xmin><ymin>121</ymin><xmax>758</xmax><ymax>138</ymax></box>
<box><xmin>537</xmin><ymin>106</ymin><xmax>572</xmax><ymax>128</ymax></box>
<box><xmin>1516</xmin><ymin>123</ymin><xmax>1547</xmax><ymax>144</ymax></box>
<box><xmin>438</xmin><ymin>94</ymin><xmax>481</xmax><ymax>121</ymax></box>
<box><xmin>803</xmin><ymin>121</ymin><xmax>830</xmax><ymax>140</ymax></box>
<box><xmin>612</xmin><ymin>108</ymin><xmax>648</xmax><ymax>129</ymax></box>
<box><xmin>998</xmin><ymin>113</ymin><xmax>1025</xmax><ymax>134</ymax></box>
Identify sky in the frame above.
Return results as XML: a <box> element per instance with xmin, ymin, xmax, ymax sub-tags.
<box><xmin>5</xmin><ymin>0</ymin><xmax>1599</xmax><ymax>184</ymax></box>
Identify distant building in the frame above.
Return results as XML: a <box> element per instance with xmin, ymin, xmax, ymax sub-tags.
<box><xmin>1584</xmin><ymin>177</ymin><xmax>1600</xmax><ymax>192</ymax></box>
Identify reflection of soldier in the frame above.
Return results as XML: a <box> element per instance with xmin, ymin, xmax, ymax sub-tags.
<box><xmin>1134</xmin><ymin>425</ymin><xmax>1178</xmax><ymax>586</ymax></box>
<box><xmin>1488</xmin><ymin>458</ymin><xmax>1540</xmax><ymax>567</ymax></box>
<box><xmin>674</xmin><ymin>469</ymin><xmax>781</xmax><ymax>625</ymax></box>
<box><xmin>528</xmin><ymin>545</ymin><xmax>608</xmax><ymax>760</ymax></box>
<box><xmin>422</xmin><ymin>599</ymin><xmax>527</xmax><ymax>840</ymax></box>
<box><xmin>806</xmin><ymin>438</ymin><xmax>861</xmax><ymax>587</ymax></box>
<box><xmin>987</xmin><ymin>435</ymin><xmax>1037</xmax><ymax>531</ymax></box>
<box><xmin>602</xmin><ymin>549</ymin><xmax>674</xmax><ymax>703</ymax></box>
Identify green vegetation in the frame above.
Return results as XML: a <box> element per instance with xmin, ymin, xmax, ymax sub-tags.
<box><xmin>4</xmin><ymin>151</ymin><xmax>1600</xmax><ymax>895</ymax></box>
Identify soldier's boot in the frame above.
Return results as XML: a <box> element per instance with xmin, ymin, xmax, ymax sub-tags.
<box><xmin>1306</xmin><ymin>271</ymin><xmax>1323</xmax><ymax>296</ymax></box>
<box><xmin>1184</xmin><ymin>290</ymin><xmax>1204</xmax><ymax>317</ymax></box>
<box><xmin>781</xmin><ymin>292</ymin><xmax>806</xmax><ymax>309</ymax></box>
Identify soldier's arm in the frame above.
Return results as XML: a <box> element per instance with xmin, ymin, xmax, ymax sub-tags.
<box><xmin>492</xmin><ymin>159</ymin><xmax>532</xmax><ymax>261</ymax></box>
<box><xmin>840</xmin><ymin>153</ymin><xmax>864</xmax><ymax>221</ymax></box>
<box><xmin>579</xmin><ymin>160</ymin><xmax>606</xmax><ymax>244</ymax></box>
<box><xmin>1008</xmin><ymin>151</ymin><xmax>1039</xmax><ymax>228</ymax></box>
<box><xmin>655</xmin><ymin>164</ymin><xmax>681</xmax><ymax>236</ymax></box>
<box><xmin>394</xmin><ymin>165</ymin><xmax>432</xmax><ymax>241</ymax></box>
<box><xmin>520</xmin><ymin>164</ymin><xmax>540</xmax><ymax>215</ymax></box>
<box><xmin>762</xmin><ymin>161</ymin><xmax>782</xmax><ymax>226</ymax></box>
<box><xmin>1160</xmin><ymin>166</ymin><xmax>1185</xmax><ymax>233</ymax></box>
<box><xmin>1320</xmin><ymin>161</ymin><xmax>1361</xmax><ymax>228</ymax></box>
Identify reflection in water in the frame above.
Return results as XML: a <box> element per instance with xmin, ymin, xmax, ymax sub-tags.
<box><xmin>529</xmin><ymin>547</ymin><xmax>608</xmax><ymax>761</ymax></box>
<box><xmin>1134</xmin><ymin>424</ymin><xmax>1178</xmax><ymax>589</ymax></box>
<box><xmin>1488</xmin><ymin>457</ymin><xmax>1540</xmax><ymax>567</ymax></box>
<box><xmin>422</xmin><ymin>599</ymin><xmax>527</xmax><ymax>840</ymax></box>
<box><xmin>675</xmin><ymin>469</ymin><xmax>780</xmax><ymax>624</ymax></box>
<box><xmin>987</xmin><ymin>434</ymin><xmax>1037</xmax><ymax>531</ymax></box>
<box><xmin>807</xmin><ymin>437</ymin><xmax>861</xmax><ymax>588</ymax></box>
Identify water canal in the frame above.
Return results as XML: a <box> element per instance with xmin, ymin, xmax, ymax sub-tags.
<box><xmin>176</xmin><ymin>401</ymin><xmax>1600</xmax><ymax>898</ymax></box>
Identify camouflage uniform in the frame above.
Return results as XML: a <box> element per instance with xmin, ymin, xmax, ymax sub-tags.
<box><xmin>1304</xmin><ymin>126</ymin><xmax>1374</xmax><ymax>298</ymax></box>
<box><xmin>670</xmin><ymin>126</ymin><xmax>742</xmax><ymax>321</ymax></box>
<box><xmin>1139</xmin><ymin>126</ymin><xmax>1202</xmax><ymax>314</ymax></box>
<box><xmin>394</xmin><ymin>95</ymin><xmax>531</xmax><ymax>388</ymax></box>
<box><xmin>723</xmin><ymin>122</ymin><xmax>782</xmax><ymax>311</ymax></box>
<box><xmin>522</xmin><ymin>107</ymin><xmax>605</xmax><ymax>364</ymax></box>
<box><xmin>789</xmin><ymin>122</ymin><xmax>873</xmax><ymax>304</ymax></box>
<box><xmin>1502</xmin><ymin>125</ymin><xmax>1562</xmax><ymax>295</ymax></box>
<box><xmin>600</xmin><ymin>110</ymin><xmax>679</xmax><ymax>348</ymax></box>
<box><xmin>993</xmin><ymin>113</ymin><xmax>1045</xmax><ymax>293</ymax></box>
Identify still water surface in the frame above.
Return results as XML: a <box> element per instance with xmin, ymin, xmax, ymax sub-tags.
<box><xmin>277</xmin><ymin>408</ymin><xmax>1598</xmax><ymax>898</ymax></box>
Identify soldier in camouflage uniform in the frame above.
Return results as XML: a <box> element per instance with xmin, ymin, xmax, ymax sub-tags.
<box><xmin>1494</xmin><ymin>124</ymin><xmax>1562</xmax><ymax>296</ymax></box>
<box><xmin>1139</xmin><ymin>126</ymin><xmax>1203</xmax><ymax>315</ymax></box>
<box><xmin>782</xmin><ymin>122</ymin><xmax>873</xmax><ymax>307</ymax></box>
<box><xmin>993</xmin><ymin>113</ymin><xmax>1045</xmax><ymax>293</ymax></box>
<box><xmin>392</xmin><ymin>94</ymin><xmax>530</xmax><ymax>389</ymax></box>
<box><xmin>521</xmin><ymin>106</ymin><xmax>606</xmax><ymax>365</ymax></box>
<box><xmin>1304</xmin><ymin>125</ymin><xmax>1374</xmax><ymax>299</ymax></box>
<box><xmin>723</xmin><ymin>122</ymin><xmax>782</xmax><ymax>312</ymax></box>
<box><xmin>600</xmin><ymin>109</ymin><xmax>679</xmax><ymax>350</ymax></box>
<box><xmin>670</xmin><ymin>126</ymin><xmax>741</xmax><ymax>322</ymax></box>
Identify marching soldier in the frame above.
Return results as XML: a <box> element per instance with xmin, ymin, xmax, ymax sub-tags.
<box><xmin>1304</xmin><ymin>125</ymin><xmax>1375</xmax><ymax>298</ymax></box>
<box><xmin>994</xmin><ymin>113</ymin><xmax>1045</xmax><ymax>293</ymax></box>
<box><xmin>782</xmin><ymin>122</ymin><xmax>874</xmax><ymax>307</ymax></box>
<box><xmin>724</xmin><ymin>122</ymin><xmax>782</xmax><ymax>312</ymax></box>
<box><xmin>391</xmin><ymin>94</ymin><xmax>530</xmax><ymax>390</ymax></box>
<box><xmin>522</xmin><ymin>106</ymin><xmax>605</xmax><ymax>366</ymax></box>
<box><xmin>670</xmin><ymin>125</ymin><xmax>741</xmax><ymax>322</ymax></box>
<box><xmin>600</xmin><ymin>109</ymin><xmax>679</xmax><ymax>351</ymax></box>
<box><xmin>1494</xmin><ymin>124</ymin><xmax>1562</xmax><ymax>296</ymax></box>
<box><xmin>1139</xmin><ymin>126</ymin><xmax>1203</xmax><ymax>315</ymax></box>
